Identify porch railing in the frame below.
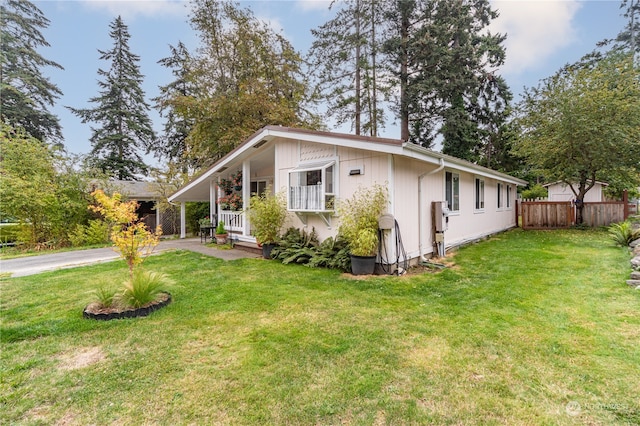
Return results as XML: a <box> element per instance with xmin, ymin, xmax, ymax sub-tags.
<box><xmin>219</xmin><ymin>210</ymin><xmax>244</xmax><ymax>232</ymax></box>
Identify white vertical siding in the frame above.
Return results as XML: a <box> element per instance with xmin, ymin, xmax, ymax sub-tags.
<box><xmin>270</xmin><ymin>136</ymin><xmax>519</xmax><ymax>259</ymax></box>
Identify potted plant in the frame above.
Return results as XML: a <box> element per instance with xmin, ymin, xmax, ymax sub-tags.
<box><xmin>219</xmin><ymin>178</ymin><xmax>233</xmax><ymax>195</ymax></box>
<box><xmin>338</xmin><ymin>184</ymin><xmax>388</xmax><ymax>275</ymax></box>
<box><xmin>215</xmin><ymin>220</ymin><xmax>228</xmax><ymax>245</ymax></box>
<box><xmin>199</xmin><ymin>216</ymin><xmax>212</xmax><ymax>228</ymax></box>
<box><xmin>232</xmin><ymin>170</ymin><xmax>243</xmax><ymax>192</ymax></box>
<box><xmin>247</xmin><ymin>186</ymin><xmax>288</xmax><ymax>258</ymax></box>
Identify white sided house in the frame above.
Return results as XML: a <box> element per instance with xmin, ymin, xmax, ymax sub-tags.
<box><xmin>169</xmin><ymin>126</ymin><xmax>527</xmax><ymax>263</ymax></box>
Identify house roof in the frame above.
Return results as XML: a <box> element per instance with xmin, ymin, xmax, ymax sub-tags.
<box><xmin>168</xmin><ymin>125</ymin><xmax>528</xmax><ymax>203</ymax></box>
<box><xmin>92</xmin><ymin>180</ymin><xmax>159</xmax><ymax>201</ymax></box>
<box><xmin>543</xmin><ymin>180</ymin><xmax>609</xmax><ymax>188</ymax></box>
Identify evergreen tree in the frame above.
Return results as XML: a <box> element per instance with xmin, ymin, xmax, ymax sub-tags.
<box><xmin>384</xmin><ymin>0</ymin><xmax>509</xmax><ymax>160</ymax></box>
<box><xmin>153</xmin><ymin>42</ymin><xmax>195</xmax><ymax>169</ymax></box>
<box><xmin>308</xmin><ymin>0</ymin><xmax>388</xmax><ymax>136</ymax></box>
<box><xmin>69</xmin><ymin>16</ymin><xmax>155</xmax><ymax>181</ymax></box>
<box><xmin>609</xmin><ymin>0</ymin><xmax>640</xmax><ymax>57</ymax></box>
<box><xmin>0</xmin><ymin>0</ymin><xmax>63</xmax><ymax>144</ymax></box>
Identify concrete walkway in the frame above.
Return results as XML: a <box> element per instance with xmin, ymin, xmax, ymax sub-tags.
<box><xmin>0</xmin><ymin>238</ymin><xmax>260</xmax><ymax>278</ymax></box>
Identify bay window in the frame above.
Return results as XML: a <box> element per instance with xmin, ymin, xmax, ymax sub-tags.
<box><xmin>288</xmin><ymin>162</ymin><xmax>336</xmax><ymax>211</ymax></box>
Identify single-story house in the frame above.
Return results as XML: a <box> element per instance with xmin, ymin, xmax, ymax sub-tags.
<box><xmin>169</xmin><ymin>126</ymin><xmax>527</xmax><ymax>263</ymax></box>
<box><xmin>543</xmin><ymin>181</ymin><xmax>608</xmax><ymax>202</ymax></box>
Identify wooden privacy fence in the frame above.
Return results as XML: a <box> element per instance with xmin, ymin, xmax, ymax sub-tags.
<box><xmin>581</xmin><ymin>202</ymin><xmax>625</xmax><ymax>227</ymax></box>
<box><xmin>521</xmin><ymin>201</ymin><xmax>574</xmax><ymax>229</ymax></box>
<box><xmin>519</xmin><ymin>200</ymin><xmax>632</xmax><ymax>229</ymax></box>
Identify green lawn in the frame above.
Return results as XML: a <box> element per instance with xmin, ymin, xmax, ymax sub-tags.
<box><xmin>1</xmin><ymin>229</ymin><xmax>639</xmax><ymax>425</ymax></box>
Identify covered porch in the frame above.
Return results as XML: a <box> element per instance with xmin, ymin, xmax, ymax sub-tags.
<box><xmin>169</xmin><ymin>144</ymin><xmax>275</xmax><ymax>242</ymax></box>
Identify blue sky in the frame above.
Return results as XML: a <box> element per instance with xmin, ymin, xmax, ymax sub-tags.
<box><xmin>34</xmin><ymin>0</ymin><xmax>627</xmax><ymax>165</ymax></box>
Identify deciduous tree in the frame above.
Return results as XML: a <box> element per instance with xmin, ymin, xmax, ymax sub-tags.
<box><xmin>513</xmin><ymin>54</ymin><xmax>640</xmax><ymax>223</ymax></box>
<box><xmin>0</xmin><ymin>123</ymin><xmax>91</xmax><ymax>246</ymax></box>
<box><xmin>173</xmin><ymin>0</ymin><xmax>317</xmax><ymax>164</ymax></box>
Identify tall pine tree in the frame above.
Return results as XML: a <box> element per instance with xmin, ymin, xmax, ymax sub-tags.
<box><xmin>153</xmin><ymin>41</ymin><xmax>196</xmax><ymax>170</ymax></box>
<box><xmin>0</xmin><ymin>0</ymin><xmax>63</xmax><ymax>144</ymax></box>
<box><xmin>69</xmin><ymin>16</ymin><xmax>155</xmax><ymax>180</ymax></box>
<box><xmin>384</xmin><ymin>0</ymin><xmax>509</xmax><ymax>160</ymax></box>
<box><xmin>308</xmin><ymin>0</ymin><xmax>388</xmax><ymax>136</ymax></box>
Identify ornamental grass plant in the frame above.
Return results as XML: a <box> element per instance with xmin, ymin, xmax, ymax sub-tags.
<box><xmin>337</xmin><ymin>184</ymin><xmax>388</xmax><ymax>256</ymax></box>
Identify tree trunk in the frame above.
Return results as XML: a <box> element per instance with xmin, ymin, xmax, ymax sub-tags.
<box><xmin>399</xmin><ymin>1</ymin><xmax>410</xmax><ymax>142</ymax></box>
<box><xmin>370</xmin><ymin>0</ymin><xmax>378</xmax><ymax>137</ymax></box>
<box><xmin>355</xmin><ymin>0</ymin><xmax>362</xmax><ymax>135</ymax></box>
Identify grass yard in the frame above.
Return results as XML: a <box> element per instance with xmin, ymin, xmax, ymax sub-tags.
<box><xmin>1</xmin><ymin>229</ymin><xmax>639</xmax><ymax>425</ymax></box>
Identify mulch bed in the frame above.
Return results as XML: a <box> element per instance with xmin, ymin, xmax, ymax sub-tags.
<box><xmin>83</xmin><ymin>292</ymin><xmax>171</xmax><ymax>321</ymax></box>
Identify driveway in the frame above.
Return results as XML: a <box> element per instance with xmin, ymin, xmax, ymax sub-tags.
<box><xmin>0</xmin><ymin>238</ymin><xmax>260</xmax><ymax>278</ymax></box>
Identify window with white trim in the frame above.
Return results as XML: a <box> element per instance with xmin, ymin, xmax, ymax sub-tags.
<box><xmin>288</xmin><ymin>161</ymin><xmax>335</xmax><ymax>211</ymax></box>
<box><xmin>475</xmin><ymin>178</ymin><xmax>485</xmax><ymax>210</ymax></box>
<box><xmin>497</xmin><ymin>183</ymin><xmax>504</xmax><ymax>209</ymax></box>
<box><xmin>250</xmin><ymin>180</ymin><xmax>267</xmax><ymax>197</ymax></box>
<box><xmin>506</xmin><ymin>185</ymin><xmax>512</xmax><ymax>208</ymax></box>
<box><xmin>445</xmin><ymin>171</ymin><xmax>460</xmax><ymax>212</ymax></box>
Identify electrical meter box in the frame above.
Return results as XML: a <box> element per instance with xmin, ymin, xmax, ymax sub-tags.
<box><xmin>378</xmin><ymin>214</ymin><xmax>395</xmax><ymax>230</ymax></box>
<box><xmin>434</xmin><ymin>201</ymin><xmax>450</xmax><ymax>232</ymax></box>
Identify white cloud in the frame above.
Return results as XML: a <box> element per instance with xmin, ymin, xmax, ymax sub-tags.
<box><xmin>489</xmin><ymin>0</ymin><xmax>582</xmax><ymax>75</ymax></box>
<box><xmin>79</xmin><ymin>0</ymin><xmax>189</xmax><ymax>21</ymax></box>
<box><xmin>294</xmin><ymin>0</ymin><xmax>332</xmax><ymax>12</ymax></box>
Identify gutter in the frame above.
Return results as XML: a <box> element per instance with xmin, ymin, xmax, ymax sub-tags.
<box><xmin>418</xmin><ymin>157</ymin><xmax>445</xmax><ymax>262</ymax></box>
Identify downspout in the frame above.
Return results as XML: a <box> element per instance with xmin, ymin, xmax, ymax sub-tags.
<box><xmin>418</xmin><ymin>158</ymin><xmax>445</xmax><ymax>262</ymax></box>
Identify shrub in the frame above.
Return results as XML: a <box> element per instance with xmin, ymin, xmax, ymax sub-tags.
<box><xmin>90</xmin><ymin>190</ymin><xmax>162</xmax><ymax>281</ymax></box>
<box><xmin>216</xmin><ymin>221</ymin><xmax>226</xmax><ymax>235</ymax></box>
<box><xmin>307</xmin><ymin>236</ymin><xmax>351</xmax><ymax>272</ymax></box>
<box><xmin>338</xmin><ymin>184</ymin><xmax>388</xmax><ymax>256</ymax></box>
<box><xmin>272</xmin><ymin>227</ymin><xmax>318</xmax><ymax>264</ymax></box>
<box><xmin>272</xmin><ymin>228</ymin><xmax>351</xmax><ymax>272</ymax></box>
<box><xmin>608</xmin><ymin>221</ymin><xmax>640</xmax><ymax>247</ymax></box>
<box><xmin>247</xmin><ymin>187</ymin><xmax>288</xmax><ymax>244</ymax></box>
<box><xmin>68</xmin><ymin>220</ymin><xmax>110</xmax><ymax>247</ymax></box>
<box><xmin>520</xmin><ymin>184</ymin><xmax>548</xmax><ymax>200</ymax></box>
<box><xmin>0</xmin><ymin>224</ymin><xmax>21</xmax><ymax>245</ymax></box>
<box><xmin>117</xmin><ymin>270</ymin><xmax>174</xmax><ymax>309</ymax></box>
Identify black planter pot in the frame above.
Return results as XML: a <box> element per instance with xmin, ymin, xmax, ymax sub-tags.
<box><xmin>262</xmin><ymin>243</ymin><xmax>276</xmax><ymax>259</ymax></box>
<box><xmin>350</xmin><ymin>254</ymin><xmax>376</xmax><ymax>275</ymax></box>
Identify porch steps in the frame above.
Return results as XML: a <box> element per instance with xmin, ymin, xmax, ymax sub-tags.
<box><xmin>233</xmin><ymin>241</ymin><xmax>263</xmax><ymax>256</ymax></box>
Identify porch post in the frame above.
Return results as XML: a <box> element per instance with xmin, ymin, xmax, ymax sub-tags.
<box><xmin>214</xmin><ymin>179</ymin><xmax>218</xmax><ymax>226</ymax></box>
<box><xmin>155</xmin><ymin>201</ymin><xmax>161</xmax><ymax>231</ymax></box>
<box><xmin>180</xmin><ymin>202</ymin><xmax>186</xmax><ymax>239</ymax></box>
<box><xmin>243</xmin><ymin>160</ymin><xmax>250</xmax><ymax>236</ymax></box>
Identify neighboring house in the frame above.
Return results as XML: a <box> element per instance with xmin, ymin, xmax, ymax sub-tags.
<box><xmin>169</xmin><ymin>126</ymin><xmax>527</xmax><ymax>263</ymax></box>
<box><xmin>91</xmin><ymin>180</ymin><xmax>178</xmax><ymax>235</ymax></box>
<box><xmin>543</xmin><ymin>181</ymin><xmax>608</xmax><ymax>202</ymax></box>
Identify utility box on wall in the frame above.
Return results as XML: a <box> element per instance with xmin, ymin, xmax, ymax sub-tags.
<box><xmin>433</xmin><ymin>201</ymin><xmax>449</xmax><ymax>232</ymax></box>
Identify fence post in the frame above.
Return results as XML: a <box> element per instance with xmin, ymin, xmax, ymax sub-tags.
<box><xmin>623</xmin><ymin>190</ymin><xmax>629</xmax><ymax>220</ymax></box>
